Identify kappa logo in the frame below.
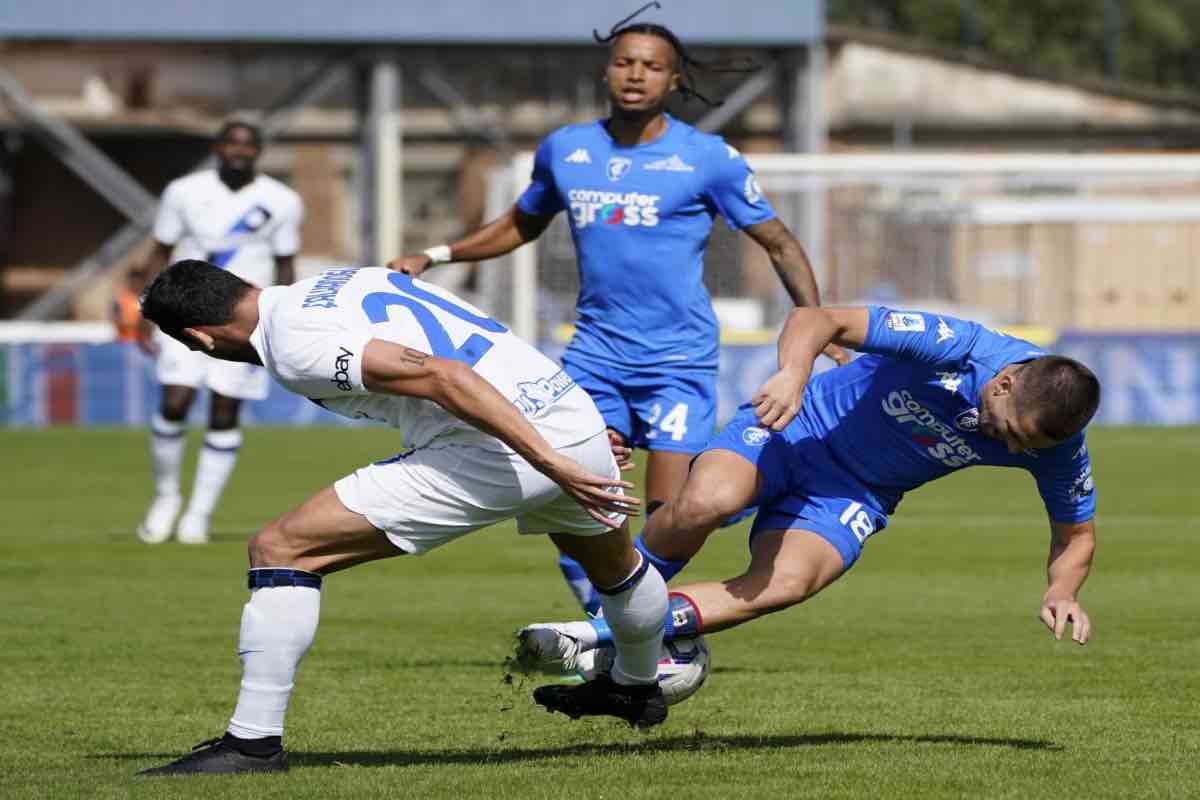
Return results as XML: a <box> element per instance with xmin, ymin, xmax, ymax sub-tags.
<box><xmin>644</xmin><ymin>154</ymin><xmax>695</xmax><ymax>172</ymax></box>
<box><xmin>742</xmin><ymin>426</ymin><xmax>771</xmax><ymax>446</ymax></box>
<box><xmin>744</xmin><ymin>174</ymin><xmax>763</xmax><ymax>204</ymax></box>
<box><xmin>607</xmin><ymin>156</ymin><xmax>633</xmax><ymax>182</ymax></box>
<box><xmin>330</xmin><ymin>346</ymin><xmax>355</xmax><ymax>391</ymax></box>
<box><xmin>565</xmin><ymin>148</ymin><xmax>591</xmax><ymax>164</ymax></box>
<box><xmin>938</xmin><ymin>371</ymin><xmax>962</xmax><ymax>393</ymax></box>
<box><xmin>936</xmin><ymin>317</ymin><xmax>955</xmax><ymax>343</ymax></box>
<box><xmin>954</xmin><ymin>407</ymin><xmax>980</xmax><ymax>431</ymax></box>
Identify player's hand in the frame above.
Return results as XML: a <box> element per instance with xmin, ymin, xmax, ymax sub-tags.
<box><xmin>607</xmin><ymin>428</ymin><xmax>634</xmax><ymax>472</ymax></box>
<box><xmin>823</xmin><ymin>343</ymin><xmax>853</xmax><ymax>366</ymax></box>
<box><xmin>135</xmin><ymin>318</ymin><xmax>159</xmax><ymax>356</ymax></box>
<box><xmin>751</xmin><ymin>365</ymin><xmax>809</xmax><ymax>431</ymax></box>
<box><xmin>1039</xmin><ymin>595</ymin><xmax>1090</xmax><ymax>645</ymax></box>
<box><xmin>386</xmin><ymin>255</ymin><xmax>432</xmax><ymax>277</ymax></box>
<box><xmin>543</xmin><ymin>452</ymin><xmax>641</xmax><ymax>530</ymax></box>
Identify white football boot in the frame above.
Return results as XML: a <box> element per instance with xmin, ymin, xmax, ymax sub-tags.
<box><xmin>137</xmin><ymin>494</ymin><xmax>182</xmax><ymax>544</ymax></box>
<box><xmin>513</xmin><ymin>623</ymin><xmax>593</xmax><ymax>675</ymax></box>
<box><xmin>175</xmin><ymin>512</ymin><xmax>210</xmax><ymax>544</ymax></box>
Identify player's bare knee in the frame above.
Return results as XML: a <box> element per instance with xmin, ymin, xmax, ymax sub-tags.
<box><xmin>674</xmin><ymin>484</ymin><xmax>740</xmax><ymax>531</ymax></box>
<box><xmin>248</xmin><ymin>521</ymin><xmax>297</xmax><ymax>567</ymax></box>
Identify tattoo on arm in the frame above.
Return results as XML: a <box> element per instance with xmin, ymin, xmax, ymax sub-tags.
<box><xmin>400</xmin><ymin>347</ymin><xmax>428</xmax><ymax>367</ymax></box>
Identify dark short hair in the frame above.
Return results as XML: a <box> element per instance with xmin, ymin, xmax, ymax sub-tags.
<box><xmin>216</xmin><ymin>119</ymin><xmax>263</xmax><ymax>148</ymax></box>
<box><xmin>141</xmin><ymin>260</ymin><xmax>253</xmax><ymax>340</ymax></box>
<box><xmin>1016</xmin><ymin>356</ymin><xmax>1101</xmax><ymax>441</ymax></box>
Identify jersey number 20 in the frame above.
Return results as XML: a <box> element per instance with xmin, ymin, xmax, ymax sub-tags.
<box><xmin>361</xmin><ymin>273</ymin><xmax>507</xmax><ymax>367</ymax></box>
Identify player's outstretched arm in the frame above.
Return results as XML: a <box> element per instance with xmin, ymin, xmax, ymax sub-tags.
<box><xmin>361</xmin><ymin>339</ymin><xmax>638</xmax><ymax>528</ymax></box>
<box><xmin>751</xmin><ymin>307</ymin><xmax>869</xmax><ymax>430</ymax></box>
<box><xmin>1040</xmin><ymin>518</ymin><xmax>1095</xmax><ymax>645</ymax></box>
<box><xmin>743</xmin><ymin>219</ymin><xmax>851</xmax><ymax>366</ymax></box>
<box><xmin>388</xmin><ymin>205</ymin><xmax>554</xmax><ymax>277</ymax></box>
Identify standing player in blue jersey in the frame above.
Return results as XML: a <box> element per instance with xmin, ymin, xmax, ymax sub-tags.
<box><xmin>391</xmin><ymin>5</ymin><xmax>839</xmax><ymax>612</ymax></box>
<box><xmin>517</xmin><ymin>306</ymin><xmax>1100</xmax><ymax>706</ymax></box>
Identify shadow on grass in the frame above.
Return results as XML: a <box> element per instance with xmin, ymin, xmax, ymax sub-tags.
<box><xmin>95</xmin><ymin>731</ymin><xmax>1061</xmax><ymax>768</ymax></box>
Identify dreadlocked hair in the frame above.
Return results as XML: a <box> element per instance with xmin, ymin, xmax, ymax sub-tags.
<box><xmin>593</xmin><ymin>1</ymin><xmax>757</xmax><ymax>108</ymax></box>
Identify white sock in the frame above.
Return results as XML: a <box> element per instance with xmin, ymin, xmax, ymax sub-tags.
<box><xmin>596</xmin><ymin>556</ymin><xmax>667</xmax><ymax>686</ymax></box>
<box><xmin>149</xmin><ymin>413</ymin><xmax>186</xmax><ymax>498</ymax></box>
<box><xmin>184</xmin><ymin>429</ymin><xmax>242</xmax><ymax>518</ymax></box>
<box><xmin>227</xmin><ymin>574</ymin><xmax>321</xmax><ymax>739</ymax></box>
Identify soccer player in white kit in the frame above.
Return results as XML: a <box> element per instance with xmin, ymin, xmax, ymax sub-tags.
<box><xmin>137</xmin><ymin>120</ymin><xmax>304</xmax><ymax>545</ymax></box>
<box><xmin>136</xmin><ymin>260</ymin><xmax>670</xmax><ymax>775</ymax></box>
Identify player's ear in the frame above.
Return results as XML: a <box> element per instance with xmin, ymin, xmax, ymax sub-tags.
<box><xmin>992</xmin><ymin>372</ymin><xmax>1015</xmax><ymax>397</ymax></box>
<box><xmin>181</xmin><ymin>327</ymin><xmax>216</xmax><ymax>352</ymax></box>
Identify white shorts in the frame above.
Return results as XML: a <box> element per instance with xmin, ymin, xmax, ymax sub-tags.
<box><xmin>333</xmin><ymin>430</ymin><xmax>623</xmax><ymax>555</ymax></box>
<box><xmin>156</xmin><ymin>331</ymin><xmax>270</xmax><ymax>400</ymax></box>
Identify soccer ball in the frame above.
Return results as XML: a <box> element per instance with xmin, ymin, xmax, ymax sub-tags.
<box><xmin>574</xmin><ymin>635</ymin><xmax>710</xmax><ymax>706</ymax></box>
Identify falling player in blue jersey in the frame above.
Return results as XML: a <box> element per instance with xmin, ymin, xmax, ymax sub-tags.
<box><xmin>391</xmin><ymin>3</ymin><xmax>841</xmax><ymax>613</ymax></box>
<box><xmin>516</xmin><ymin>306</ymin><xmax>1100</xmax><ymax>705</ymax></box>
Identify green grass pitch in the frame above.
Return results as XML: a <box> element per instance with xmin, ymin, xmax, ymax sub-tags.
<box><xmin>2</xmin><ymin>426</ymin><xmax>1198</xmax><ymax>799</ymax></box>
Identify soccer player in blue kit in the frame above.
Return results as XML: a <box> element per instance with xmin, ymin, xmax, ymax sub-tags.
<box><xmin>517</xmin><ymin>305</ymin><xmax>1100</xmax><ymax>702</ymax></box>
<box><xmin>391</xmin><ymin>4</ymin><xmax>839</xmax><ymax>613</ymax></box>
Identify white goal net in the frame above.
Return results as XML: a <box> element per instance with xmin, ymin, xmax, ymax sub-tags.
<box><xmin>464</xmin><ymin>153</ymin><xmax>1200</xmax><ymax>343</ymax></box>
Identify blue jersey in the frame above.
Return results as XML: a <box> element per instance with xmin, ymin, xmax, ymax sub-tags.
<box><xmin>517</xmin><ymin>114</ymin><xmax>775</xmax><ymax>371</ymax></box>
<box><xmin>793</xmin><ymin>307</ymin><xmax>1096</xmax><ymax>523</ymax></box>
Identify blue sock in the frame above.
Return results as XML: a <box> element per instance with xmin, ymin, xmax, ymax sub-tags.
<box><xmin>589</xmin><ymin>592</ymin><xmax>702</xmax><ymax>646</ymax></box>
<box><xmin>633</xmin><ymin>534</ymin><xmax>689</xmax><ymax>582</ymax></box>
<box><xmin>557</xmin><ymin>554</ymin><xmax>602</xmax><ymax>616</ymax></box>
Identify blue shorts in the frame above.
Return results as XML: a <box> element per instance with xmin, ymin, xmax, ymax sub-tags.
<box><xmin>706</xmin><ymin>404</ymin><xmax>889</xmax><ymax>569</ymax></box>
<box><xmin>562</xmin><ymin>355</ymin><xmax>717</xmax><ymax>455</ymax></box>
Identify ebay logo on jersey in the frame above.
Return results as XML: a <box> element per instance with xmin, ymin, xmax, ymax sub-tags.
<box><xmin>569</xmin><ymin>189</ymin><xmax>660</xmax><ymax>228</ymax></box>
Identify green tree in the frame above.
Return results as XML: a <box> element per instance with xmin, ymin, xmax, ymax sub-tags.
<box><xmin>829</xmin><ymin>0</ymin><xmax>1200</xmax><ymax>92</ymax></box>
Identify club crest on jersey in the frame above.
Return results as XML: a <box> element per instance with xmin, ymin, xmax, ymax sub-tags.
<box><xmin>954</xmin><ymin>407</ymin><xmax>980</xmax><ymax>431</ymax></box>
<box><xmin>744</xmin><ymin>174</ymin><xmax>764</xmax><ymax>204</ymax></box>
<box><xmin>1070</xmin><ymin>467</ymin><xmax>1095</xmax><ymax>502</ymax></box>
<box><xmin>607</xmin><ymin>157</ymin><xmax>633</xmax><ymax>182</ymax></box>
<box><xmin>243</xmin><ymin>206</ymin><xmax>269</xmax><ymax>230</ymax></box>
<box><xmin>742</xmin><ymin>426</ymin><xmax>771</xmax><ymax>446</ymax></box>
<box><xmin>885</xmin><ymin>312</ymin><xmax>925</xmax><ymax>332</ymax></box>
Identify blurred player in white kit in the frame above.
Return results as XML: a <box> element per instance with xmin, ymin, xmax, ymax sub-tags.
<box><xmin>135</xmin><ymin>260</ymin><xmax>669</xmax><ymax>775</ymax></box>
<box><xmin>137</xmin><ymin>120</ymin><xmax>304</xmax><ymax>544</ymax></box>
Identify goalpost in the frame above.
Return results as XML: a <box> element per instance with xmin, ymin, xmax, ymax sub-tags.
<box><xmin>476</xmin><ymin>153</ymin><xmax>1200</xmax><ymax>344</ymax></box>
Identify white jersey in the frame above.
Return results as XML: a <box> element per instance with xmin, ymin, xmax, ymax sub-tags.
<box><xmin>153</xmin><ymin>169</ymin><xmax>303</xmax><ymax>288</ymax></box>
<box><xmin>249</xmin><ymin>267</ymin><xmax>606</xmax><ymax>451</ymax></box>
